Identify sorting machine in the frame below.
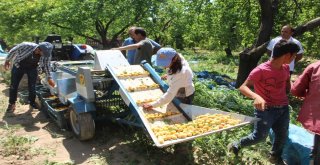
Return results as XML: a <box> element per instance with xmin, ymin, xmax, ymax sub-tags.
<box><xmin>36</xmin><ymin>50</ymin><xmax>257</xmax><ymax>147</ymax></box>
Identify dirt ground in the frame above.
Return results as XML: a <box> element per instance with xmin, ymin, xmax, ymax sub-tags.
<box><xmin>0</xmin><ymin>78</ymin><xmax>155</xmax><ymax>165</ymax></box>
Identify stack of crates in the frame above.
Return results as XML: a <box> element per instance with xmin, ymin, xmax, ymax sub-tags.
<box><xmin>36</xmin><ymin>84</ymin><xmax>69</xmax><ymax>129</ymax></box>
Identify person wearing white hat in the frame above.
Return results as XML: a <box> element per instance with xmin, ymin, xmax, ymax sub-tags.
<box><xmin>143</xmin><ymin>47</ymin><xmax>195</xmax><ymax>110</ymax></box>
<box><xmin>4</xmin><ymin>42</ymin><xmax>55</xmax><ymax>112</ymax></box>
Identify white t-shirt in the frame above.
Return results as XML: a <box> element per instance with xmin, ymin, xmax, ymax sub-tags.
<box><xmin>151</xmin><ymin>55</ymin><xmax>195</xmax><ymax>107</ymax></box>
<box><xmin>267</xmin><ymin>36</ymin><xmax>304</xmax><ymax>71</ymax></box>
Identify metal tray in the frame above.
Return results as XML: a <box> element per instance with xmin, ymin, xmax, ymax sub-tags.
<box><xmin>147</xmin><ymin>103</ymin><xmax>258</xmax><ymax>147</ymax></box>
<box><xmin>107</xmin><ymin>64</ymin><xmax>258</xmax><ymax>148</ymax></box>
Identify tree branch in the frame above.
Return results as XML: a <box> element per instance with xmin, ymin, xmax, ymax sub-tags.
<box><xmin>293</xmin><ymin>17</ymin><xmax>320</xmax><ymax>36</ymax></box>
<box><xmin>242</xmin><ymin>17</ymin><xmax>320</xmax><ymax>58</ymax></box>
<box><xmin>51</xmin><ymin>22</ymin><xmax>100</xmax><ymax>43</ymax></box>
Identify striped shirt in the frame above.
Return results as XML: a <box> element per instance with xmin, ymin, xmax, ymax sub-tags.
<box><xmin>5</xmin><ymin>42</ymin><xmax>52</xmax><ymax>78</ymax></box>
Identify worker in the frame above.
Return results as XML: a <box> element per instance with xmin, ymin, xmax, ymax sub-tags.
<box><xmin>143</xmin><ymin>47</ymin><xmax>195</xmax><ymax>163</ymax></box>
<box><xmin>122</xmin><ymin>26</ymin><xmax>161</xmax><ymax>64</ymax></box>
<box><xmin>142</xmin><ymin>47</ymin><xmax>195</xmax><ymax>110</ymax></box>
<box><xmin>112</xmin><ymin>27</ymin><xmax>157</xmax><ymax>65</ymax></box>
<box><xmin>4</xmin><ymin>42</ymin><xmax>55</xmax><ymax>112</ymax></box>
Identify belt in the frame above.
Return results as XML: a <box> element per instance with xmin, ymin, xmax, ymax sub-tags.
<box><xmin>266</xmin><ymin>105</ymin><xmax>287</xmax><ymax>109</ymax></box>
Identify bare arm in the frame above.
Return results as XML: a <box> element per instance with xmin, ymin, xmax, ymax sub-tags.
<box><xmin>238</xmin><ymin>79</ymin><xmax>266</xmax><ymax>111</ymax></box>
<box><xmin>112</xmin><ymin>43</ymin><xmax>140</xmax><ymax>51</ymax></box>
<box><xmin>286</xmin><ymin>78</ymin><xmax>291</xmax><ymax>93</ymax></box>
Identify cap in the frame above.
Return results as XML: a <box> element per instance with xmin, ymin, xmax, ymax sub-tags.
<box><xmin>155</xmin><ymin>48</ymin><xmax>177</xmax><ymax>67</ymax></box>
<box><xmin>38</xmin><ymin>42</ymin><xmax>53</xmax><ymax>57</ymax></box>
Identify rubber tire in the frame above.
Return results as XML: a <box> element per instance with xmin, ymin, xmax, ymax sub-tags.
<box><xmin>69</xmin><ymin>108</ymin><xmax>95</xmax><ymax>141</ymax></box>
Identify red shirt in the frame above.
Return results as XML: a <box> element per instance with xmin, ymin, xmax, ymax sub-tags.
<box><xmin>248</xmin><ymin>61</ymin><xmax>290</xmax><ymax>106</ymax></box>
<box><xmin>291</xmin><ymin>61</ymin><xmax>320</xmax><ymax>135</ymax></box>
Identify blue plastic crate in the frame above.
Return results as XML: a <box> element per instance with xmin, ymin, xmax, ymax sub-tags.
<box><xmin>44</xmin><ymin>99</ymin><xmax>69</xmax><ymax>129</ymax></box>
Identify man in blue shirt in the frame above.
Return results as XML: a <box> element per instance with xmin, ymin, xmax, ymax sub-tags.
<box><xmin>122</xmin><ymin>26</ymin><xmax>161</xmax><ymax>64</ymax></box>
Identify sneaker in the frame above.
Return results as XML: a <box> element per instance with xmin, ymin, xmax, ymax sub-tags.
<box><xmin>6</xmin><ymin>104</ymin><xmax>16</xmax><ymax>112</ymax></box>
<box><xmin>228</xmin><ymin>143</ymin><xmax>240</xmax><ymax>156</ymax></box>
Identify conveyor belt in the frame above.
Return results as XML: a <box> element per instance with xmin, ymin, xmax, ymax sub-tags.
<box><xmin>106</xmin><ymin>62</ymin><xmax>258</xmax><ymax>148</ymax></box>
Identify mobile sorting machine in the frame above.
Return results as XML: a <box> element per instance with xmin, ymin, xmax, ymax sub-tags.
<box><xmin>36</xmin><ymin>50</ymin><xmax>257</xmax><ymax>147</ymax></box>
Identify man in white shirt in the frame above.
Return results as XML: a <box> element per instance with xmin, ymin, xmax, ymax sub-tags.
<box><xmin>267</xmin><ymin>25</ymin><xmax>304</xmax><ymax>74</ymax></box>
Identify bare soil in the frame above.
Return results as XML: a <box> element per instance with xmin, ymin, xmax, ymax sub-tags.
<box><xmin>0</xmin><ymin>78</ymin><xmax>156</xmax><ymax>165</ymax></box>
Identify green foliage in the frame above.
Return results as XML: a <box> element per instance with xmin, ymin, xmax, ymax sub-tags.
<box><xmin>182</xmin><ymin>49</ymin><xmax>239</xmax><ymax>78</ymax></box>
<box><xmin>193</xmin><ymin>82</ymin><xmax>254</xmax><ymax>116</ymax></box>
<box><xmin>0</xmin><ymin>0</ymin><xmax>318</xmax><ymax>55</ymax></box>
<box><xmin>0</xmin><ymin>133</ymin><xmax>38</xmax><ymax>157</ymax></box>
<box><xmin>41</xmin><ymin>160</ymin><xmax>75</xmax><ymax>165</ymax></box>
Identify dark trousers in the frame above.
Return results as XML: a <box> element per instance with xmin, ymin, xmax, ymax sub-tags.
<box><xmin>177</xmin><ymin>93</ymin><xmax>195</xmax><ymax>104</ymax></box>
<box><xmin>9</xmin><ymin>66</ymin><xmax>38</xmax><ymax>105</ymax></box>
<box><xmin>313</xmin><ymin>134</ymin><xmax>320</xmax><ymax>165</ymax></box>
<box><xmin>234</xmin><ymin>106</ymin><xmax>290</xmax><ymax>157</ymax></box>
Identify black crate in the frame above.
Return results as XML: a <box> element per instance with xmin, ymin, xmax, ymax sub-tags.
<box><xmin>44</xmin><ymin>99</ymin><xmax>69</xmax><ymax>129</ymax></box>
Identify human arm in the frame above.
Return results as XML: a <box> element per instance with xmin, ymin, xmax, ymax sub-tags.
<box><xmin>238</xmin><ymin>79</ymin><xmax>266</xmax><ymax>111</ymax></box>
<box><xmin>286</xmin><ymin>78</ymin><xmax>291</xmax><ymax>93</ymax></box>
<box><xmin>41</xmin><ymin>56</ymin><xmax>55</xmax><ymax>87</ymax></box>
<box><xmin>294</xmin><ymin>39</ymin><xmax>304</xmax><ymax>63</ymax></box>
<box><xmin>111</xmin><ymin>43</ymin><xmax>141</xmax><ymax>51</ymax></box>
<box><xmin>149</xmin><ymin>39</ymin><xmax>161</xmax><ymax>48</ymax></box>
<box><xmin>5</xmin><ymin>44</ymin><xmax>23</xmax><ymax>62</ymax></box>
<box><xmin>4</xmin><ymin>44</ymin><xmax>23</xmax><ymax>69</ymax></box>
<box><xmin>149</xmin><ymin>39</ymin><xmax>161</xmax><ymax>52</ymax></box>
<box><xmin>291</xmin><ymin>66</ymin><xmax>311</xmax><ymax>97</ymax></box>
<box><xmin>143</xmin><ymin>74</ymin><xmax>183</xmax><ymax>110</ymax></box>
<box><xmin>4</xmin><ymin>43</ymin><xmax>30</xmax><ymax>70</ymax></box>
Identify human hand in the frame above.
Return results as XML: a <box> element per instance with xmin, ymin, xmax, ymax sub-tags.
<box><xmin>4</xmin><ymin>60</ymin><xmax>10</xmax><ymax>70</ymax></box>
<box><xmin>253</xmin><ymin>95</ymin><xmax>266</xmax><ymax>111</ymax></box>
<box><xmin>142</xmin><ymin>104</ymin><xmax>154</xmax><ymax>110</ymax></box>
<box><xmin>48</xmin><ymin>78</ymin><xmax>55</xmax><ymax>87</ymax></box>
<box><xmin>161</xmin><ymin>74</ymin><xmax>167</xmax><ymax>80</ymax></box>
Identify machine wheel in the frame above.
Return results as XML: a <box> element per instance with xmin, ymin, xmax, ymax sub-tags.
<box><xmin>69</xmin><ymin>107</ymin><xmax>95</xmax><ymax>141</ymax></box>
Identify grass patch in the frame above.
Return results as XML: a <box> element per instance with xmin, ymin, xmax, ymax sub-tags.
<box><xmin>0</xmin><ymin>133</ymin><xmax>38</xmax><ymax>158</ymax></box>
<box><xmin>0</xmin><ymin>124</ymin><xmax>55</xmax><ymax>160</ymax></box>
<box><xmin>39</xmin><ymin>160</ymin><xmax>75</xmax><ymax>165</ymax></box>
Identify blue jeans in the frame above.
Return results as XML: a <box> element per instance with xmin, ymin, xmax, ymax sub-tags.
<box><xmin>313</xmin><ymin>134</ymin><xmax>320</xmax><ymax>165</ymax></box>
<box><xmin>9</xmin><ymin>66</ymin><xmax>38</xmax><ymax>105</ymax></box>
<box><xmin>234</xmin><ymin>106</ymin><xmax>289</xmax><ymax>157</ymax></box>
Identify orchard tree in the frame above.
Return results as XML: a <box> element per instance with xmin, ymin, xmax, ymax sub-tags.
<box><xmin>235</xmin><ymin>0</ymin><xmax>320</xmax><ymax>87</ymax></box>
<box><xmin>0</xmin><ymin>0</ymin><xmax>163</xmax><ymax>48</ymax></box>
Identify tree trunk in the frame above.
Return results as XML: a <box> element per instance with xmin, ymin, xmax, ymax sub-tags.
<box><xmin>235</xmin><ymin>0</ymin><xmax>278</xmax><ymax>88</ymax></box>
<box><xmin>235</xmin><ymin>16</ymin><xmax>320</xmax><ymax>88</ymax></box>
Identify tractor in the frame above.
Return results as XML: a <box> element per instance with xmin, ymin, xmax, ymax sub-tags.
<box><xmin>42</xmin><ymin>34</ymin><xmax>94</xmax><ymax>61</ymax></box>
